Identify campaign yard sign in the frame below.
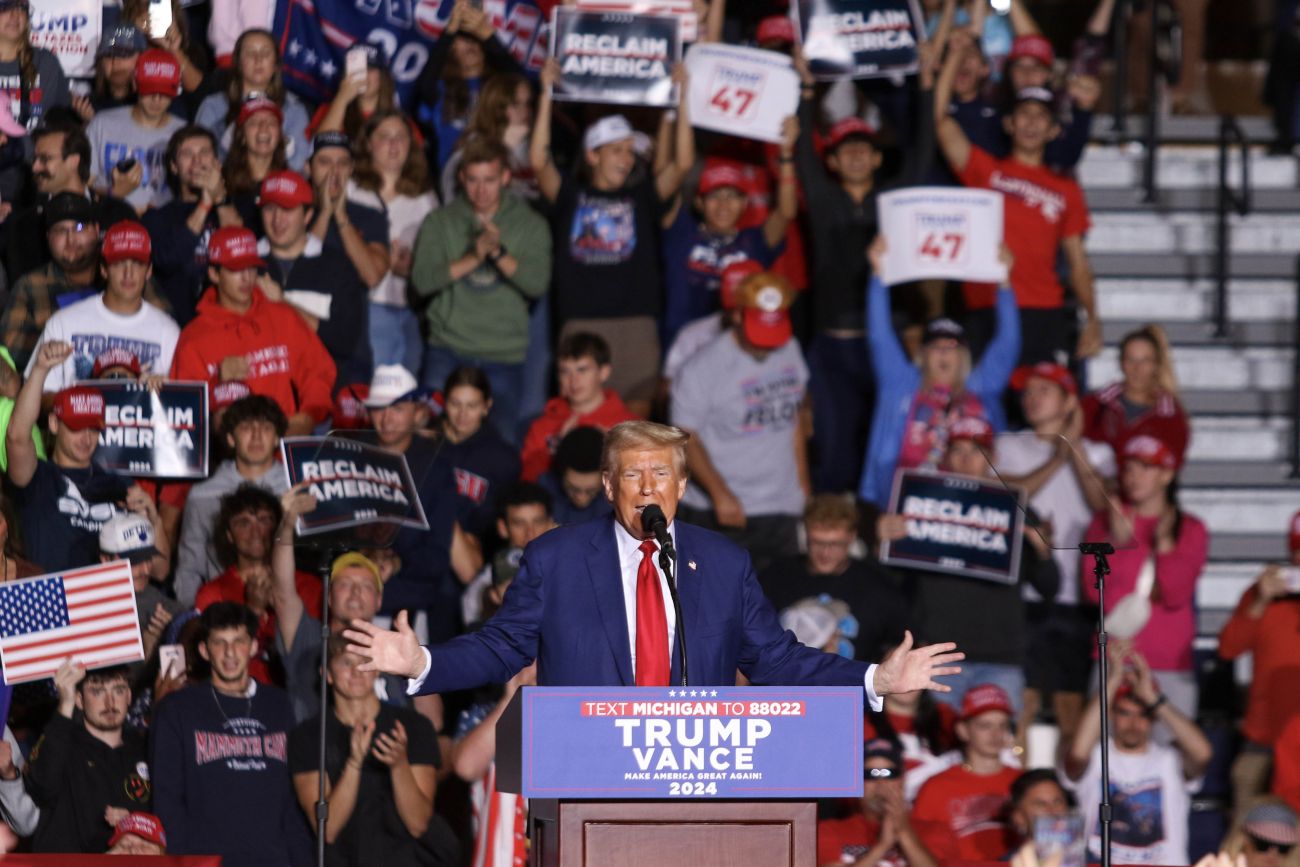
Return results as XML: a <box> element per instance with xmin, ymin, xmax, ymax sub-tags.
<box><xmin>685</xmin><ymin>43</ymin><xmax>800</xmax><ymax>144</ymax></box>
<box><xmin>31</xmin><ymin>0</ymin><xmax>101</xmax><ymax>79</ymax></box>
<box><xmin>551</xmin><ymin>8</ymin><xmax>682</xmax><ymax>106</ymax></box>
<box><xmin>880</xmin><ymin>470</ymin><xmax>1025</xmax><ymax>584</ymax></box>
<box><xmin>796</xmin><ymin>0</ymin><xmax>924</xmax><ymax>81</ymax></box>
<box><xmin>576</xmin><ymin>0</ymin><xmax>699</xmax><ymax>42</ymax></box>
<box><xmin>92</xmin><ymin>382</ymin><xmax>208</xmax><ymax>479</ymax></box>
<box><xmin>281</xmin><ymin>437</ymin><xmax>428</xmax><ymax>536</ymax></box>
<box><xmin>877</xmin><ymin>187</ymin><xmax>1008</xmax><ymax>285</ymax></box>
<box><xmin>516</xmin><ymin>687</ymin><xmax>863</xmax><ymax>798</ymax></box>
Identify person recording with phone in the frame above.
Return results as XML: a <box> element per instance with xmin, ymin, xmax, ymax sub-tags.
<box><xmin>1217</xmin><ymin>510</ymin><xmax>1300</xmax><ymax>810</ymax></box>
<box><xmin>345</xmin><ymin>420</ymin><xmax>965</xmax><ymax>710</ymax></box>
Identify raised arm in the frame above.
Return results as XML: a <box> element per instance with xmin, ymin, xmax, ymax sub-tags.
<box><xmin>933</xmin><ymin>33</ymin><xmax>973</xmax><ymax>173</ymax></box>
<box><xmin>529</xmin><ymin>59</ymin><xmax>564</xmax><ymax>202</ymax></box>
<box><xmin>762</xmin><ymin>115</ymin><xmax>800</xmax><ymax>248</ymax></box>
<box><xmin>1127</xmin><ymin>651</ymin><xmax>1212</xmax><ymax>779</ymax></box>
<box><xmin>654</xmin><ymin>65</ymin><xmax>695</xmax><ymax>202</ymax></box>
<box><xmin>1007</xmin><ymin>0</ymin><xmax>1043</xmax><ymax>36</ymax></box>
<box><xmin>273</xmin><ymin>486</ymin><xmax>315</xmax><ymax>652</ymax></box>
<box><xmin>7</xmin><ymin>341</ymin><xmax>71</xmax><ymax>488</ymax></box>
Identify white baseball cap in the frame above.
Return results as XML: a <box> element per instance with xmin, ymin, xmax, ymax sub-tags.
<box><xmin>99</xmin><ymin>513</ymin><xmax>159</xmax><ymax>564</ymax></box>
<box><xmin>363</xmin><ymin>364</ymin><xmax>428</xmax><ymax>409</ymax></box>
<box><xmin>583</xmin><ymin>115</ymin><xmax>635</xmax><ymax>153</ymax></box>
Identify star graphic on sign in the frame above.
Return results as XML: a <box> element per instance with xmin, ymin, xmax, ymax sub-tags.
<box><xmin>288</xmin><ymin>39</ymin><xmax>303</xmax><ymax>57</ymax></box>
<box><xmin>690</xmin><ymin>689</ymin><xmax>698</xmax><ymax>697</ymax></box>
<box><xmin>668</xmin><ymin>690</ymin><xmax>677</xmax><ymax>697</ymax></box>
<box><xmin>710</xmin><ymin>690</ymin><xmax>718</xmax><ymax>697</ymax></box>
<box><xmin>320</xmin><ymin>58</ymin><xmax>337</xmax><ymax>79</ymax></box>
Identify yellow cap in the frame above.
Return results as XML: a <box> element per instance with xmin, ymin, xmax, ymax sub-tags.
<box><xmin>330</xmin><ymin>551</ymin><xmax>383</xmax><ymax>594</ymax></box>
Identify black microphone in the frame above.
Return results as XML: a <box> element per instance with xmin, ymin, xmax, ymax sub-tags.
<box><xmin>640</xmin><ymin>504</ymin><xmax>675</xmax><ymax>561</ymax></box>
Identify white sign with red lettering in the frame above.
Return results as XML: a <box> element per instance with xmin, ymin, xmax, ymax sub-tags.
<box><xmin>684</xmin><ymin>43</ymin><xmax>800</xmax><ymax>144</ymax></box>
<box><xmin>30</xmin><ymin>0</ymin><xmax>101</xmax><ymax>79</ymax></box>
<box><xmin>878</xmin><ymin>187</ymin><xmax>1007</xmax><ymax>285</ymax></box>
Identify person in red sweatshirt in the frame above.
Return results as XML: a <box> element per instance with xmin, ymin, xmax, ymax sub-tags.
<box><xmin>519</xmin><ymin>332</ymin><xmax>636</xmax><ymax>482</ymax></box>
<box><xmin>1218</xmin><ymin>509</ymin><xmax>1300</xmax><ymax>810</ymax></box>
<box><xmin>170</xmin><ymin>226</ymin><xmax>335</xmax><ymax>435</ymax></box>
<box><xmin>911</xmin><ymin>684</ymin><xmax>1021</xmax><ymax>861</ymax></box>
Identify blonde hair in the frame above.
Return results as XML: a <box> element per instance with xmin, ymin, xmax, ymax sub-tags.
<box><xmin>1220</xmin><ymin>797</ymin><xmax>1300</xmax><ymax>867</ymax></box>
<box><xmin>600</xmin><ymin>421</ymin><xmax>690</xmax><ymax>478</ymax></box>
<box><xmin>803</xmin><ymin>494</ymin><xmax>858</xmax><ymax>531</ymax></box>
<box><xmin>1121</xmin><ymin>324</ymin><xmax>1180</xmax><ymax>397</ymax></box>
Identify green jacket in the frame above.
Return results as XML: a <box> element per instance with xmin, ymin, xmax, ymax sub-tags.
<box><xmin>411</xmin><ymin>192</ymin><xmax>551</xmax><ymax>364</ymax></box>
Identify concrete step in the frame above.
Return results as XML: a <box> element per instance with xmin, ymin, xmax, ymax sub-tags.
<box><xmin>1088</xmin><ymin>252</ymin><xmax>1296</xmax><ymax>280</ymax></box>
<box><xmin>1087</xmin><ymin>213</ymin><xmax>1300</xmax><ymax>256</ymax></box>
<box><xmin>1090</xmin><ymin>345</ymin><xmax>1294</xmax><ymax>391</ymax></box>
<box><xmin>1208</xmin><ymin>533</ymin><xmax>1290</xmax><ymax>561</ymax></box>
<box><xmin>1088</xmin><ymin>115</ymin><xmax>1276</xmax><ymax>145</ymax></box>
<box><xmin>1179</xmin><ymin>488</ymin><xmax>1300</xmax><ymax>535</ymax></box>
<box><xmin>1181</xmin><ymin>461</ymin><xmax>1296</xmax><ymax>487</ymax></box>
<box><xmin>1084</xmin><ymin>188</ymin><xmax>1300</xmax><ymax>213</ymax></box>
<box><xmin>1196</xmin><ymin>562</ymin><xmax>1262</xmax><ymax>611</ymax></box>
<box><xmin>1180</xmin><ymin>389</ymin><xmax>1294</xmax><ymax>416</ymax></box>
<box><xmin>1079</xmin><ymin>145</ymin><xmax>1298</xmax><ymax>190</ymax></box>
<box><xmin>1185</xmin><ymin>417</ymin><xmax>1293</xmax><ymax>462</ymax></box>
<box><xmin>1096</xmin><ymin>278</ymin><xmax>1297</xmax><ymax>325</ymax></box>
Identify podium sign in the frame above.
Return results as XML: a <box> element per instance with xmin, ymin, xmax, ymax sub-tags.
<box><xmin>511</xmin><ymin>686</ymin><xmax>863</xmax><ymax>799</ymax></box>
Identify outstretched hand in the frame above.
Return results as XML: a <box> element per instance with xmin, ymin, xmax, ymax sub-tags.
<box><xmin>344</xmin><ymin>610</ymin><xmax>426</xmax><ymax>679</ymax></box>
<box><xmin>872</xmin><ymin>630</ymin><xmax>963</xmax><ymax>696</ymax></box>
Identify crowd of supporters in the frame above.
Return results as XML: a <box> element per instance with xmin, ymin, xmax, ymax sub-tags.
<box><xmin>0</xmin><ymin>0</ymin><xmax>1292</xmax><ymax>864</ymax></box>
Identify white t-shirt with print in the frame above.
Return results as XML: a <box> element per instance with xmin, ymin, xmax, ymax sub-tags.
<box><xmin>29</xmin><ymin>294</ymin><xmax>180</xmax><ymax>391</ymax></box>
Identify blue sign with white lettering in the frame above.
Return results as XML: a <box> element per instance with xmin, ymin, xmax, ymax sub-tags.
<box><xmin>880</xmin><ymin>469</ymin><xmax>1026</xmax><ymax>584</ymax></box>
<box><xmin>518</xmin><ymin>686</ymin><xmax>863</xmax><ymax>799</ymax></box>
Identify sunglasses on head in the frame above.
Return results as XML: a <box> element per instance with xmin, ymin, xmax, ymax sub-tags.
<box><xmin>1249</xmin><ymin>835</ymin><xmax>1295</xmax><ymax>856</ymax></box>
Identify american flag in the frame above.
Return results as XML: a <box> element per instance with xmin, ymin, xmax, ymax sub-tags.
<box><xmin>0</xmin><ymin>561</ymin><xmax>143</xmax><ymax>684</ymax></box>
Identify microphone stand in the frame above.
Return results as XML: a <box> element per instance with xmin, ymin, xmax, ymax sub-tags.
<box><xmin>659</xmin><ymin>545</ymin><xmax>688</xmax><ymax>687</ymax></box>
<box><xmin>313</xmin><ymin>545</ymin><xmax>345</xmax><ymax>867</ymax></box>
<box><xmin>1080</xmin><ymin>541</ymin><xmax>1115</xmax><ymax>867</ymax></box>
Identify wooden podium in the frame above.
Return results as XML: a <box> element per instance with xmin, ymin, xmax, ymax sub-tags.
<box><xmin>495</xmin><ymin>687</ymin><xmax>864</xmax><ymax>867</ymax></box>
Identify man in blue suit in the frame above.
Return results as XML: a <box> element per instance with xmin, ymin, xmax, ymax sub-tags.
<box><xmin>345</xmin><ymin>421</ymin><xmax>963</xmax><ymax>704</ymax></box>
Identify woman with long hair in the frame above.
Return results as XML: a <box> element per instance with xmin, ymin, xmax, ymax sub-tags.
<box><xmin>349</xmin><ymin>109</ymin><xmax>439</xmax><ymax>375</ymax></box>
<box><xmin>1081</xmin><ymin>432</ymin><xmax>1207</xmax><ymax>725</ymax></box>
<box><xmin>195</xmin><ymin>29</ymin><xmax>310</xmax><ymax>169</ymax></box>
<box><xmin>309</xmin><ymin>47</ymin><xmax>405</xmax><ymax>143</ymax></box>
<box><xmin>437</xmin><ymin>366</ymin><xmax>521</xmax><ymax>541</ymax></box>
<box><xmin>222</xmin><ymin>94</ymin><xmax>288</xmax><ymax>221</ymax></box>
<box><xmin>1082</xmin><ymin>323</ymin><xmax>1191</xmax><ymax>466</ymax></box>
<box><xmin>439</xmin><ymin>73</ymin><xmax>537</xmax><ymax>202</ymax></box>
<box><xmin>858</xmin><ymin>235</ymin><xmax>1020</xmax><ymax>508</ymax></box>
<box><xmin>0</xmin><ymin>1</ymin><xmax>68</xmax><ymax>132</ymax></box>
<box><xmin>414</xmin><ymin>0</ymin><xmax>523</xmax><ymax>174</ymax></box>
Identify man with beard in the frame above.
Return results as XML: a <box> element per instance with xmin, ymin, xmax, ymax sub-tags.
<box><xmin>817</xmin><ymin>739</ymin><xmax>953</xmax><ymax>867</ymax></box>
<box><xmin>27</xmin><ymin>220</ymin><xmax>180</xmax><ymax>393</ymax></box>
<box><xmin>26</xmin><ymin>662</ymin><xmax>151</xmax><ymax>853</ymax></box>
<box><xmin>3</xmin><ymin>123</ymin><xmax>136</xmax><ymax>284</ymax></box>
<box><xmin>151</xmin><ymin>603</ymin><xmax>310</xmax><ymax>865</ymax></box>
<box><xmin>142</xmin><ymin>126</ymin><xmax>245</xmax><ymax>324</ymax></box>
<box><xmin>1</xmin><ymin>194</ymin><xmax>163</xmax><ymax>372</ymax></box>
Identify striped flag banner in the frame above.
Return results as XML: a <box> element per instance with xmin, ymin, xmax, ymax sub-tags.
<box><xmin>0</xmin><ymin>561</ymin><xmax>143</xmax><ymax>684</ymax></box>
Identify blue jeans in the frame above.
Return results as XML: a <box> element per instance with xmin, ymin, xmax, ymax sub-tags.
<box><xmin>369</xmin><ymin>302</ymin><xmax>424</xmax><ymax>378</ymax></box>
<box><xmin>931</xmin><ymin>662</ymin><xmax>1026</xmax><ymax>718</ymax></box>
<box><xmin>806</xmin><ymin>332</ymin><xmax>874</xmax><ymax>494</ymax></box>
<box><xmin>421</xmin><ymin>345</ymin><xmax>525</xmax><ymax>446</ymax></box>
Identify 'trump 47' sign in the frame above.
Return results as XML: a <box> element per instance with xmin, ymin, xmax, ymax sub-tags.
<box><xmin>880</xmin><ymin>470</ymin><xmax>1026</xmax><ymax>584</ymax></box>
<box><xmin>273</xmin><ymin>0</ymin><xmax>548</xmax><ymax>105</ymax></box>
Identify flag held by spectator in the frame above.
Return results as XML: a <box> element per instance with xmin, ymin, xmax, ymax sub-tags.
<box><xmin>0</xmin><ymin>561</ymin><xmax>143</xmax><ymax>684</ymax></box>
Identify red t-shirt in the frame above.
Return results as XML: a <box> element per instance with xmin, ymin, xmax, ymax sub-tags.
<box><xmin>817</xmin><ymin>812</ymin><xmax>959</xmax><ymax>865</ymax></box>
<box><xmin>958</xmin><ymin>146</ymin><xmax>1090</xmax><ymax>310</ymax></box>
<box><xmin>519</xmin><ymin>390</ymin><xmax>638</xmax><ymax>482</ymax></box>
<box><xmin>911</xmin><ymin>764</ymin><xmax>1020</xmax><ymax>861</ymax></box>
<box><xmin>195</xmin><ymin>567</ymin><xmax>323</xmax><ymax>686</ymax></box>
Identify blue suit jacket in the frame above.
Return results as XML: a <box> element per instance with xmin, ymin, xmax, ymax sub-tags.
<box><xmin>417</xmin><ymin>517</ymin><xmax>871</xmax><ymax>694</ymax></box>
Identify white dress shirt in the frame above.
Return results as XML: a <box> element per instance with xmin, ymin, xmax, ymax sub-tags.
<box><xmin>409</xmin><ymin>520</ymin><xmax>885</xmax><ymax>710</ymax></box>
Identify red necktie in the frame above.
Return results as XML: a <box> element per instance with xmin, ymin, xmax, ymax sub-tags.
<box><xmin>635</xmin><ymin>539</ymin><xmax>670</xmax><ymax>686</ymax></box>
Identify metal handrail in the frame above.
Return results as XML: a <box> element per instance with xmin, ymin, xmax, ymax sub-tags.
<box><xmin>1108</xmin><ymin>0</ymin><xmax>1162</xmax><ymax>202</ymax></box>
<box><xmin>1111</xmin><ymin>0</ymin><xmax>1131</xmax><ymax>143</ymax></box>
<box><xmin>1290</xmin><ymin>254</ymin><xmax>1300</xmax><ymax>478</ymax></box>
<box><xmin>1213</xmin><ymin>115</ymin><xmax>1251</xmax><ymax>339</ymax></box>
